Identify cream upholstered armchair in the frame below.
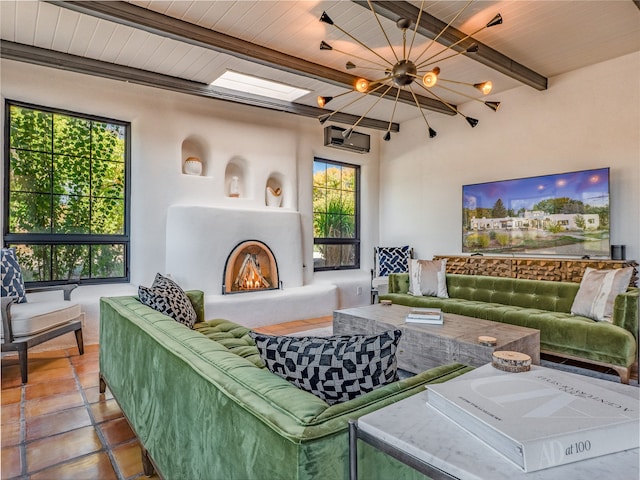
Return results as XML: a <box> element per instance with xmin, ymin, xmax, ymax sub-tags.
<box><xmin>1</xmin><ymin>248</ymin><xmax>84</xmax><ymax>383</ymax></box>
<box><xmin>371</xmin><ymin>246</ymin><xmax>412</xmax><ymax>303</ymax></box>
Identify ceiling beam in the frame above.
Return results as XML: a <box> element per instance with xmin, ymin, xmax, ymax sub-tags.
<box><xmin>47</xmin><ymin>0</ymin><xmax>454</xmax><ymax>116</ymax></box>
<box><xmin>0</xmin><ymin>40</ymin><xmax>398</xmax><ymax>132</ymax></box>
<box><xmin>355</xmin><ymin>1</ymin><xmax>548</xmax><ymax>91</ymax></box>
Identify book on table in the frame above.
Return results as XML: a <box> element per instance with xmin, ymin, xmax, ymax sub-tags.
<box><xmin>425</xmin><ymin>364</ymin><xmax>640</xmax><ymax>473</ymax></box>
<box><xmin>405</xmin><ymin>308</ymin><xmax>443</xmax><ymax>324</ymax></box>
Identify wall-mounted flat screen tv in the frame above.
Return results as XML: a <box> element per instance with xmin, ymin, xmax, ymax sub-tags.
<box><xmin>462</xmin><ymin>168</ymin><xmax>610</xmax><ymax>257</ymax></box>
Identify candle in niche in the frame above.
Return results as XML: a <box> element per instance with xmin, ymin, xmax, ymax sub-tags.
<box><xmin>229</xmin><ymin>176</ymin><xmax>240</xmax><ymax>197</ymax></box>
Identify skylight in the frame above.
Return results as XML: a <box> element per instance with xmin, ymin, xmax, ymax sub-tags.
<box><xmin>210</xmin><ymin>71</ymin><xmax>310</xmax><ymax>102</ymax></box>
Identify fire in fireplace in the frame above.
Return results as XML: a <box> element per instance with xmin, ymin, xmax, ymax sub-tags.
<box><xmin>222</xmin><ymin>240</ymin><xmax>280</xmax><ymax>294</ymax></box>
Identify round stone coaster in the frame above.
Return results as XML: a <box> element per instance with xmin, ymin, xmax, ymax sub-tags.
<box><xmin>478</xmin><ymin>335</ymin><xmax>497</xmax><ymax>346</ymax></box>
<box><xmin>492</xmin><ymin>351</ymin><xmax>532</xmax><ymax>373</ymax></box>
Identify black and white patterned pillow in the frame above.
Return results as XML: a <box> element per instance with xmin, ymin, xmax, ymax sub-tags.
<box><xmin>138</xmin><ymin>273</ymin><xmax>197</xmax><ymax>328</ymax></box>
<box><xmin>1</xmin><ymin>248</ymin><xmax>27</xmax><ymax>303</ymax></box>
<box><xmin>249</xmin><ymin>330</ymin><xmax>401</xmax><ymax>405</ymax></box>
<box><xmin>377</xmin><ymin>246</ymin><xmax>410</xmax><ymax>276</ymax></box>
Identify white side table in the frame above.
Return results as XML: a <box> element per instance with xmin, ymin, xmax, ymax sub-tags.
<box><xmin>350</xmin><ymin>365</ymin><xmax>639</xmax><ymax>480</ymax></box>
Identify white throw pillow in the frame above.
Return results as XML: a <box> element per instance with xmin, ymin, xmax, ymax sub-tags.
<box><xmin>570</xmin><ymin>267</ymin><xmax>633</xmax><ymax>322</ymax></box>
<box><xmin>408</xmin><ymin>259</ymin><xmax>449</xmax><ymax>298</ymax></box>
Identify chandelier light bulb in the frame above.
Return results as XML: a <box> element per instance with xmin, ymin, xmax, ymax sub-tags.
<box><xmin>317</xmin><ymin>96</ymin><xmax>333</xmax><ymax>107</ymax></box>
<box><xmin>423</xmin><ymin>70</ymin><xmax>439</xmax><ymax>88</ymax></box>
<box><xmin>475</xmin><ymin>81</ymin><xmax>493</xmax><ymax>95</ymax></box>
<box><xmin>355</xmin><ymin>78</ymin><xmax>369</xmax><ymax>92</ymax></box>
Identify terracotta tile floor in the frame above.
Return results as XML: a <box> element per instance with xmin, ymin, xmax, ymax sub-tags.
<box><xmin>0</xmin><ymin>316</ymin><xmax>332</xmax><ymax>480</ymax></box>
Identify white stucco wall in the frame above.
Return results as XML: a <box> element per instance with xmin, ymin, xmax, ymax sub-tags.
<box><xmin>0</xmin><ymin>59</ymin><xmax>378</xmax><ymax>332</ymax></box>
<box><xmin>379</xmin><ymin>52</ymin><xmax>640</xmax><ymax>269</ymax></box>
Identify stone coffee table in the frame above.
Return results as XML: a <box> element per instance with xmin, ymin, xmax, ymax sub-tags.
<box><xmin>333</xmin><ymin>304</ymin><xmax>540</xmax><ymax>373</ymax></box>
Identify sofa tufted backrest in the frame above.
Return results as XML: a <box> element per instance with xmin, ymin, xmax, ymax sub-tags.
<box><xmin>387</xmin><ymin>273</ymin><xmax>580</xmax><ymax>313</ymax></box>
<box><xmin>446</xmin><ymin>274</ymin><xmax>580</xmax><ymax>313</ymax></box>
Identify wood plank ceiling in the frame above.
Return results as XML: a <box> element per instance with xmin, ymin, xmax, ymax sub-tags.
<box><xmin>1</xmin><ymin>1</ymin><xmax>639</xmax><ymax>133</ymax></box>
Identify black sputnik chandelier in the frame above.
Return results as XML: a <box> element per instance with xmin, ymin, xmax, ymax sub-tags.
<box><xmin>317</xmin><ymin>1</ymin><xmax>503</xmax><ymax>140</ymax></box>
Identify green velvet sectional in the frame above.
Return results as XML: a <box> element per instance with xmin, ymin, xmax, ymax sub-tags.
<box><xmin>99</xmin><ymin>291</ymin><xmax>472</xmax><ymax>480</ymax></box>
<box><xmin>381</xmin><ymin>273</ymin><xmax>639</xmax><ymax>383</ymax></box>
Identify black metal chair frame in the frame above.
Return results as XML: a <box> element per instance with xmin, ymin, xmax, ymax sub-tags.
<box><xmin>1</xmin><ymin>284</ymin><xmax>84</xmax><ymax>383</ymax></box>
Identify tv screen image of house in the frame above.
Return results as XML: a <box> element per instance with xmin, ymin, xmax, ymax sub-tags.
<box><xmin>462</xmin><ymin>168</ymin><xmax>610</xmax><ymax>257</ymax></box>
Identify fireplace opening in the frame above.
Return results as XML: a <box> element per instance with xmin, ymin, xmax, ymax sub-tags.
<box><xmin>222</xmin><ymin>240</ymin><xmax>280</xmax><ymax>294</ymax></box>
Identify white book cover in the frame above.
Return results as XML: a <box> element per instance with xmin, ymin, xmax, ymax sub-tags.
<box><xmin>409</xmin><ymin>308</ymin><xmax>442</xmax><ymax>317</ymax></box>
<box><xmin>405</xmin><ymin>314</ymin><xmax>443</xmax><ymax>324</ymax></box>
<box><xmin>426</xmin><ymin>366</ymin><xmax>639</xmax><ymax>472</ymax></box>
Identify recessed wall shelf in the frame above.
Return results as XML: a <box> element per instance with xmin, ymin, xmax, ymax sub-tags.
<box><xmin>225</xmin><ymin>156</ymin><xmax>247</xmax><ymax>198</ymax></box>
<box><xmin>181</xmin><ymin>136</ymin><xmax>208</xmax><ymax>176</ymax></box>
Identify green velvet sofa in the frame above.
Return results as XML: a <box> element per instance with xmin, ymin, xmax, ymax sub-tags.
<box><xmin>99</xmin><ymin>291</ymin><xmax>472</xmax><ymax>480</ymax></box>
<box><xmin>381</xmin><ymin>273</ymin><xmax>639</xmax><ymax>383</ymax></box>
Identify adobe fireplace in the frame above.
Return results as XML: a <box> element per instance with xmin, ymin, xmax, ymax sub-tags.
<box><xmin>222</xmin><ymin>240</ymin><xmax>281</xmax><ymax>294</ymax></box>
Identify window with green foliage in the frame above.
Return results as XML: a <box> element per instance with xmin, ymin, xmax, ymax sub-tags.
<box><xmin>4</xmin><ymin>101</ymin><xmax>130</xmax><ymax>284</ymax></box>
<box><xmin>313</xmin><ymin>158</ymin><xmax>360</xmax><ymax>271</ymax></box>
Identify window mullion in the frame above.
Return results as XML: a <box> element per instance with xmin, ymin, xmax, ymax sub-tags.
<box><xmin>49</xmin><ymin>113</ymin><xmax>55</xmax><ymax>237</ymax></box>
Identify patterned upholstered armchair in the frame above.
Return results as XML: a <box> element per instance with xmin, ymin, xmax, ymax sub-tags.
<box><xmin>1</xmin><ymin>248</ymin><xmax>84</xmax><ymax>383</ymax></box>
<box><xmin>371</xmin><ymin>246</ymin><xmax>412</xmax><ymax>303</ymax></box>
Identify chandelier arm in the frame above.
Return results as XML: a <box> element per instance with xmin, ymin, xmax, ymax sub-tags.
<box><xmin>418</xmin><ymin>23</ymin><xmax>489</xmax><ymax>67</ymax></box>
<box><xmin>329</xmin><ymin>45</ymin><xmax>389</xmax><ymax>69</ymax></box>
<box><xmin>413</xmin><ymin>0</ymin><xmax>474</xmax><ymax>65</ymax></box>
<box><xmin>386</xmin><ymin>88</ymin><xmax>402</xmax><ymax>133</ymax></box>
<box><xmin>317</xmin><ymin>89</ymin><xmax>354</xmax><ymax>107</ymax></box>
<box><xmin>417</xmin><ymin>48</ymin><xmax>472</xmax><ymax>69</ymax></box>
<box><xmin>406</xmin><ymin>0</ymin><xmax>425</xmax><ymax>60</ymax></box>
<box><xmin>418</xmin><ymin>84</ymin><xmax>478</xmax><ymax>128</ymax></box>
<box><xmin>349</xmin><ymin>84</ymin><xmax>395</xmax><ymax>131</ymax></box>
<box><xmin>319</xmin><ymin>82</ymin><xmax>389</xmax><ymax>121</ymax></box>
<box><xmin>417</xmin><ymin>83</ymin><xmax>477</xmax><ymax>126</ymax></box>
<box><xmin>438</xmin><ymin>78</ymin><xmax>491</xmax><ymax>94</ymax></box>
<box><xmin>366</xmin><ymin>0</ymin><xmax>400</xmax><ymax>63</ymax></box>
<box><xmin>416</xmin><ymin>82</ymin><xmax>459</xmax><ymax>116</ymax></box>
<box><xmin>351</xmin><ymin>66</ymin><xmax>388</xmax><ymax>72</ymax></box>
<box><xmin>434</xmin><ymin>82</ymin><xmax>485</xmax><ymax>103</ymax></box>
<box><xmin>369</xmin><ymin>75</ymin><xmax>398</xmax><ymax>86</ymax></box>
<box><xmin>407</xmin><ymin>85</ymin><xmax>434</xmax><ymax>131</ymax></box>
<box><xmin>428</xmin><ymin>83</ymin><xmax>499</xmax><ymax>111</ymax></box>
<box><xmin>330</xmin><ymin>21</ymin><xmax>393</xmax><ymax>66</ymax></box>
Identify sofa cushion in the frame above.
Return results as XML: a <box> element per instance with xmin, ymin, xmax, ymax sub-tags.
<box><xmin>408</xmin><ymin>259</ymin><xmax>448</xmax><ymax>298</ymax></box>
<box><xmin>195</xmin><ymin>319</ymin><xmax>264</xmax><ymax>367</ymax></box>
<box><xmin>376</xmin><ymin>246</ymin><xmax>410</xmax><ymax>276</ymax></box>
<box><xmin>571</xmin><ymin>267</ymin><xmax>634</xmax><ymax>322</ymax></box>
<box><xmin>138</xmin><ymin>273</ymin><xmax>197</xmax><ymax>328</ymax></box>
<box><xmin>249</xmin><ymin>330</ymin><xmax>402</xmax><ymax>405</ymax></box>
<box><xmin>1</xmin><ymin>248</ymin><xmax>27</xmax><ymax>303</ymax></box>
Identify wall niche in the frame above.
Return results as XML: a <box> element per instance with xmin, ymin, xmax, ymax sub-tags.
<box><xmin>181</xmin><ymin>136</ymin><xmax>209</xmax><ymax>176</ymax></box>
<box><xmin>225</xmin><ymin>156</ymin><xmax>248</xmax><ymax>198</ymax></box>
<box><xmin>265</xmin><ymin>173</ymin><xmax>284</xmax><ymax>207</ymax></box>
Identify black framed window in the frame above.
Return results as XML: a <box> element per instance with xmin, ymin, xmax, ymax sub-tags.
<box><xmin>3</xmin><ymin>100</ymin><xmax>130</xmax><ymax>285</ymax></box>
<box><xmin>313</xmin><ymin>158</ymin><xmax>360</xmax><ymax>271</ymax></box>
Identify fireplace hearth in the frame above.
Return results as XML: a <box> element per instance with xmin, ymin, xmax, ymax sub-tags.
<box><xmin>223</xmin><ymin>240</ymin><xmax>280</xmax><ymax>294</ymax></box>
